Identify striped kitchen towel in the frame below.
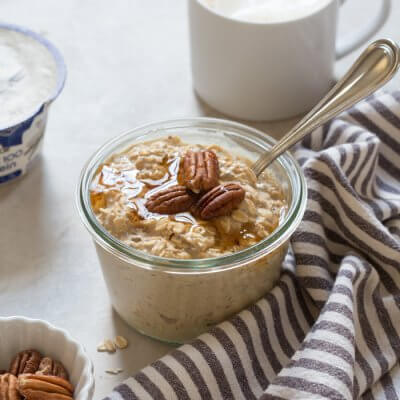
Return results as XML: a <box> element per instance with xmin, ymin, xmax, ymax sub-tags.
<box><xmin>105</xmin><ymin>91</ymin><xmax>400</xmax><ymax>400</ymax></box>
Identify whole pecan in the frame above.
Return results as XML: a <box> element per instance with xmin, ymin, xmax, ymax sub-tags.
<box><xmin>18</xmin><ymin>374</ymin><xmax>73</xmax><ymax>400</ymax></box>
<box><xmin>9</xmin><ymin>350</ymin><xmax>42</xmax><ymax>376</ymax></box>
<box><xmin>192</xmin><ymin>183</ymin><xmax>245</xmax><ymax>220</ymax></box>
<box><xmin>146</xmin><ymin>185</ymin><xmax>196</xmax><ymax>214</ymax></box>
<box><xmin>36</xmin><ymin>358</ymin><xmax>69</xmax><ymax>381</ymax></box>
<box><xmin>0</xmin><ymin>373</ymin><xmax>21</xmax><ymax>400</ymax></box>
<box><xmin>183</xmin><ymin>150</ymin><xmax>219</xmax><ymax>193</ymax></box>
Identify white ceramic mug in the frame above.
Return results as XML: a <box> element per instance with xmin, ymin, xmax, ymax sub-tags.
<box><xmin>188</xmin><ymin>0</ymin><xmax>392</xmax><ymax>121</ymax></box>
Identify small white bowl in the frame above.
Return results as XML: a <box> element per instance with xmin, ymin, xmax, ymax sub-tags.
<box><xmin>0</xmin><ymin>316</ymin><xmax>94</xmax><ymax>400</ymax></box>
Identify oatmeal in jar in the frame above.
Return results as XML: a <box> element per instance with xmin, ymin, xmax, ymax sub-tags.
<box><xmin>90</xmin><ymin>136</ymin><xmax>286</xmax><ymax>259</ymax></box>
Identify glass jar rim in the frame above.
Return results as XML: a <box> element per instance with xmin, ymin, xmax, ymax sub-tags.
<box><xmin>77</xmin><ymin>117</ymin><xmax>307</xmax><ymax>272</ymax></box>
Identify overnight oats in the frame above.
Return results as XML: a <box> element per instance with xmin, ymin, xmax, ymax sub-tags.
<box><xmin>78</xmin><ymin>119</ymin><xmax>306</xmax><ymax>342</ymax></box>
<box><xmin>90</xmin><ymin>136</ymin><xmax>286</xmax><ymax>260</ymax></box>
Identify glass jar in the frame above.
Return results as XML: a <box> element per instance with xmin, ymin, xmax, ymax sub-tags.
<box><xmin>77</xmin><ymin>118</ymin><xmax>306</xmax><ymax>343</ymax></box>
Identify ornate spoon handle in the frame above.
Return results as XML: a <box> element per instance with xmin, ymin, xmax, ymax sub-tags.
<box><xmin>251</xmin><ymin>39</ymin><xmax>400</xmax><ymax>177</ymax></box>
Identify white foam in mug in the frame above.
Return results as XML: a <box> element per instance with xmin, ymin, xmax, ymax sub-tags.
<box><xmin>189</xmin><ymin>0</ymin><xmax>391</xmax><ymax>120</ymax></box>
<box><xmin>202</xmin><ymin>0</ymin><xmax>332</xmax><ymax>23</ymax></box>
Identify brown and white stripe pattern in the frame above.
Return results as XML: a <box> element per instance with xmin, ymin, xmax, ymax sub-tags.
<box><xmin>104</xmin><ymin>92</ymin><xmax>400</xmax><ymax>400</ymax></box>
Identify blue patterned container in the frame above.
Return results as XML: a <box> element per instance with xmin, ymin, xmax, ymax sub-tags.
<box><xmin>0</xmin><ymin>23</ymin><xmax>66</xmax><ymax>184</ymax></box>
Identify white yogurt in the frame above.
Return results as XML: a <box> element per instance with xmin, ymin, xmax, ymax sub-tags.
<box><xmin>0</xmin><ymin>28</ymin><xmax>58</xmax><ymax>128</ymax></box>
<box><xmin>0</xmin><ymin>25</ymin><xmax>65</xmax><ymax>185</ymax></box>
<box><xmin>201</xmin><ymin>0</ymin><xmax>331</xmax><ymax>23</ymax></box>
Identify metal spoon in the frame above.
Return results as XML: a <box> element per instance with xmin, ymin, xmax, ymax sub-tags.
<box><xmin>251</xmin><ymin>39</ymin><xmax>400</xmax><ymax>177</ymax></box>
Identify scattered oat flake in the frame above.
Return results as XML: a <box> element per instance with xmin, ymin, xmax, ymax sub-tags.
<box><xmin>105</xmin><ymin>368</ymin><xmax>123</xmax><ymax>375</ymax></box>
<box><xmin>104</xmin><ymin>339</ymin><xmax>116</xmax><ymax>352</ymax></box>
<box><xmin>97</xmin><ymin>342</ymin><xmax>108</xmax><ymax>352</ymax></box>
<box><xmin>114</xmin><ymin>335</ymin><xmax>129</xmax><ymax>349</ymax></box>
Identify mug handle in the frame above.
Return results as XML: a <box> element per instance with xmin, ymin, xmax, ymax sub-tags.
<box><xmin>336</xmin><ymin>0</ymin><xmax>391</xmax><ymax>59</ymax></box>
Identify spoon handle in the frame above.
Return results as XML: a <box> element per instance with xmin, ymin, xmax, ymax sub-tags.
<box><xmin>252</xmin><ymin>39</ymin><xmax>400</xmax><ymax>177</ymax></box>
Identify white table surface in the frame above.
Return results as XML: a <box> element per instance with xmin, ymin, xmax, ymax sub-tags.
<box><xmin>1</xmin><ymin>1</ymin><xmax>399</xmax><ymax>398</ymax></box>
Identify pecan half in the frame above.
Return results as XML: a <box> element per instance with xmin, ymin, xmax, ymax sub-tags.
<box><xmin>0</xmin><ymin>373</ymin><xmax>21</xmax><ymax>400</ymax></box>
<box><xmin>18</xmin><ymin>374</ymin><xmax>73</xmax><ymax>400</ymax></box>
<box><xmin>9</xmin><ymin>350</ymin><xmax>42</xmax><ymax>376</ymax></box>
<box><xmin>192</xmin><ymin>183</ymin><xmax>245</xmax><ymax>220</ymax></box>
<box><xmin>36</xmin><ymin>358</ymin><xmax>69</xmax><ymax>381</ymax></box>
<box><xmin>183</xmin><ymin>150</ymin><xmax>219</xmax><ymax>193</ymax></box>
<box><xmin>146</xmin><ymin>185</ymin><xmax>196</xmax><ymax>214</ymax></box>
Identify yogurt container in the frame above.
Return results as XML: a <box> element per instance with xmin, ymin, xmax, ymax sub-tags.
<box><xmin>0</xmin><ymin>23</ymin><xmax>66</xmax><ymax>184</ymax></box>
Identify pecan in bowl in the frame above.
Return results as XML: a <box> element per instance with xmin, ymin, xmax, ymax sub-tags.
<box><xmin>146</xmin><ymin>185</ymin><xmax>196</xmax><ymax>214</ymax></box>
<box><xmin>0</xmin><ymin>373</ymin><xmax>21</xmax><ymax>400</ymax></box>
<box><xmin>18</xmin><ymin>374</ymin><xmax>74</xmax><ymax>400</ymax></box>
<box><xmin>9</xmin><ymin>350</ymin><xmax>42</xmax><ymax>376</ymax></box>
<box><xmin>36</xmin><ymin>357</ymin><xmax>69</xmax><ymax>381</ymax></box>
<box><xmin>192</xmin><ymin>183</ymin><xmax>245</xmax><ymax>220</ymax></box>
<box><xmin>183</xmin><ymin>150</ymin><xmax>219</xmax><ymax>193</ymax></box>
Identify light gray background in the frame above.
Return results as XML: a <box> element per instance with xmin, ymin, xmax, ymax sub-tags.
<box><xmin>0</xmin><ymin>1</ymin><xmax>399</xmax><ymax>398</ymax></box>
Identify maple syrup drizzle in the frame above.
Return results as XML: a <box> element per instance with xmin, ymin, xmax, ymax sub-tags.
<box><xmin>91</xmin><ymin>157</ymin><xmax>187</xmax><ymax>222</ymax></box>
<box><xmin>90</xmin><ymin>151</ymin><xmax>283</xmax><ymax>252</ymax></box>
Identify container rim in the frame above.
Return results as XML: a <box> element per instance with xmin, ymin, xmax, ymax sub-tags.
<box><xmin>193</xmin><ymin>0</ymin><xmax>335</xmax><ymax>27</ymax></box>
<box><xmin>77</xmin><ymin>117</ymin><xmax>307</xmax><ymax>272</ymax></box>
<box><xmin>0</xmin><ymin>22</ymin><xmax>67</xmax><ymax>131</ymax></box>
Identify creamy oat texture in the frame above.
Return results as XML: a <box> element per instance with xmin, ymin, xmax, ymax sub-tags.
<box><xmin>95</xmin><ymin>239</ymin><xmax>286</xmax><ymax>342</ymax></box>
<box><xmin>90</xmin><ymin>136</ymin><xmax>286</xmax><ymax>259</ymax></box>
<box><xmin>0</xmin><ymin>28</ymin><xmax>58</xmax><ymax>127</ymax></box>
